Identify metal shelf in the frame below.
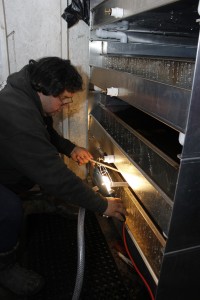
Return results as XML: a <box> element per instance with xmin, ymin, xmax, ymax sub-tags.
<box><xmin>91</xmin><ymin>0</ymin><xmax>180</xmax><ymax>28</ymax></box>
<box><xmin>90</xmin><ymin>66</ymin><xmax>191</xmax><ymax>132</ymax></box>
<box><xmin>89</xmin><ymin>105</ymin><xmax>175</xmax><ymax>235</ymax></box>
<box><xmin>89</xmin><ymin>0</ymin><xmax>200</xmax><ymax>298</ymax></box>
<box><xmin>89</xmin><ymin>118</ymin><xmax>166</xmax><ymax>280</ymax></box>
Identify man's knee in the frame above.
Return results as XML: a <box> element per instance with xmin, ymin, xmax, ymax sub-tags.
<box><xmin>0</xmin><ymin>184</ymin><xmax>23</xmax><ymax>224</ymax></box>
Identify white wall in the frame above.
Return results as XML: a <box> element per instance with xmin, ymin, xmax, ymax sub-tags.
<box><xmin>0</xmin><ymin>0</ymin><xmax>9</xmax><ymax>82</ymax></box>
<box><xmin>4</xmin><ymin>0</ymin><xmax>65</xmax><ymax>72</ymax></box>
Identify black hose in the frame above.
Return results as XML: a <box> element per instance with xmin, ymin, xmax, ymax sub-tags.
<box><xmin>72</xmin><ymin>207</ymin><xmax>85</xmax><ymax>300</ymax></box>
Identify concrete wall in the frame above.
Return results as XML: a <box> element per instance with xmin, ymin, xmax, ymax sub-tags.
<box><xmin>0</xmin><ymin>0</ymin><xmax>9</xmax><ymax>82</ymax></box>
<box><xmin>4</xmin><ymin>0</ymin><xmax>64</xmax><ymax>72</ymax></box>
<box><xmin>64</xmin><ymin>20</ymin><xmax>90</xmax><ymax>178</ymax></box>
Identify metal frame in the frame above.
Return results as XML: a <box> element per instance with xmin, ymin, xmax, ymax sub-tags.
<box><xmin>89</xmin><ymin>0</ymin><xmax>200</xmax><ymax>298</ymax></box>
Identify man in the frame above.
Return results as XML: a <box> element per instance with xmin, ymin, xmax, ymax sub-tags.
<box><xmin>0</xmin><ymin>57</ymin><xmax>126</xmax><ymax>295</ymax></box>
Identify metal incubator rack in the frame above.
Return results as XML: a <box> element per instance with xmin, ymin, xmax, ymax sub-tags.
<box><xmin>88</xmin><ymin>1</ymin><xmax>200</xmax><ymax>299</ymax></box>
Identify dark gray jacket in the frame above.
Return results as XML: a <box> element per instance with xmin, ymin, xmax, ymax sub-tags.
<box><xmin>0</xmin><ymin>66</ymin><xmax>107</xmax><ymax>213</ymax></box>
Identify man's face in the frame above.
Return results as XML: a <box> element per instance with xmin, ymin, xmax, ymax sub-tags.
<box><xmin>38</xmin><ymin>90</ymin><xmax>74</xmax><ymax>116</ymax></box>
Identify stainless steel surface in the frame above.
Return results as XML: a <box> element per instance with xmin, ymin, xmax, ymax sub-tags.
<box><xmin>89</xmin><ymin>39</ymin><xmax>197</xmax><ymax>59</ymax></box>
<box><xmin>91</xmin><ymin>0</ymin><xmax>180</xmax><ymax>28</ymax></box>
<box><xmin>89</xmin><ymin>130</ymin><xmax>166</xmax><ymax>279</ymax></box>
<box><xmin>118</xmin><ymin>183</ymin><xmax>165</xmax><ymax>280</ymax></box>
<box><xmin>125</xmin><ymin>32</ymin><xmax>196</xmax><ymax>46</ymax></box>
<box><xmin>90</xmin><ymin>66</ymin><xmax>191</xmax><ymax>132</ymax></box>
<box><xmin>89</xmin><ymin>0</ymin><xmax>200</xmax><ymax>296</ymax></box>
<box><xmin>91</xmin><ymin>0</ymin><xmax>198</xmax><ymax>57</ymax></box>
<box><xmin>104</xmin><ymin>56</ymin><xmax>194</xmax><ymax>89</ymax></box>
<box><xmin>106</xmin><ymin>41</ymin><xmax>197</xmax><ymax>59</ymax></box>
<box><xmin>126</xmin><ymin>225</ymin><xmax>159</xmax><ymax>284</ymax></box>
<box><xmin>89</xmin><ymin>41</ymin><xmax>195</xmax><ymax>88</ymax></box>
<box><xmin>89</xmin><ymin>112</ymin><xmax>173</xmax><ymax>235</ymax></box>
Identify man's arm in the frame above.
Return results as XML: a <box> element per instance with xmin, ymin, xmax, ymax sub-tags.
<box><xmin>2</xmin><ymin>124</ymin><xmax>126</xmax><ymax>220</ymax></box>
<box><xmin>45</xmin><ymin>116</ymin><xmax>94</xmax><ymax>165</ymax></box>
<box><xmin>44</xmin><ymin>116</ymin><xmax>75</xmax><ymax>156</ymax></box>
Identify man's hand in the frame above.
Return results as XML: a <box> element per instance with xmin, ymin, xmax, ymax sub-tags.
<box><xmin>103</xmin><ymin>197</ymin><xmax>127</xmax><ymax>222</ymax></box>
<box><xmin>70</xmin><ymin>146</ymin><xmax>93</xmax><ymax>166</ymax></box>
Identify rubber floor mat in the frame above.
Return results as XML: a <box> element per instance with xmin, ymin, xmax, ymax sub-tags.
<box><xmin>23</xmin><ymin>211</ymin><xmax>131</xmax><ymax>300</ymax></box>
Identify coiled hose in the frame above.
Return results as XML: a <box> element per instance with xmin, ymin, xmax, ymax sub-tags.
<box><xmin>72</xmin><ymin>207</ymin><xmax>86</xmax><ymax>300</ymax></box>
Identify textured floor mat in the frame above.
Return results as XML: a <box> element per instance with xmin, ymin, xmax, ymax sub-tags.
<box><xmin>23</xmin><ymin>211</ymin><xmax>131</xmax><ymax>300</ymax></box>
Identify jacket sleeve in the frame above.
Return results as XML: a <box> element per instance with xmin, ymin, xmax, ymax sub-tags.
<box><xmin>1</xmin><ymin>117</ymin><xmax>108</xmax><ymax>214</ymax></box>
<box><xmin>44</xmin><ymin>116</ymin><xmax>75</xmax><ymax>156</ymax></box>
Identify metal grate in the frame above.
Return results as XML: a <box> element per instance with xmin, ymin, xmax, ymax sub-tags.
<box><xmin>91</xmin><ymin>105</ymin><xmax>178</xmax><ymax>199</ymax></box>
<box><xmin>22</xmin><ymin>212</ymin><xmax>131</xmax><ymax>300</ymax></box>
<box><xmin>104</xmin><ymin>56</ymin><xmax>194</xmax><ymax>89</ymax></box>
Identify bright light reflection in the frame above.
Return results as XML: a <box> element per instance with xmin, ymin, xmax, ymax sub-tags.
<box><xmin>122</xmin><ymin>173</ymin><xmax>145</xmax><ymax>190</ymax></box>
<box><xmin>121</xmin><ymin>170</ymin><xmax>152</xmax><ymax>191</ymax></box>
<box><xmin>101</xmin><ymin>175</ymin><xmax>112</xmax><ymax>193</ymax></box>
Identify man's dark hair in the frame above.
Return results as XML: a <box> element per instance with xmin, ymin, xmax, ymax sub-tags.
<box><xmin>28</xmin><ymin>57</ymin><xmax>83</xmax><ymax>96</ymax></box>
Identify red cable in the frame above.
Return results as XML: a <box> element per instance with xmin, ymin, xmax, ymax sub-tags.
<box><xmin>122</xmin><ymin>223</ymin><xmax>155</xmax><ymax>300</ymax></box>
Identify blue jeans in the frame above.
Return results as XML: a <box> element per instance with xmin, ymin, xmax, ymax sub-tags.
<box><xmin>0</xmin><ymin>184</ymin><xmax>23</xmax><ymax>253</ymax></box>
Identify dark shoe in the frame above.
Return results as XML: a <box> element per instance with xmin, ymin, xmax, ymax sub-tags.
<box><xmin>0</xmin><ymin>262</ymin><xmax>44</xmax><ymax>295</ymax></box>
